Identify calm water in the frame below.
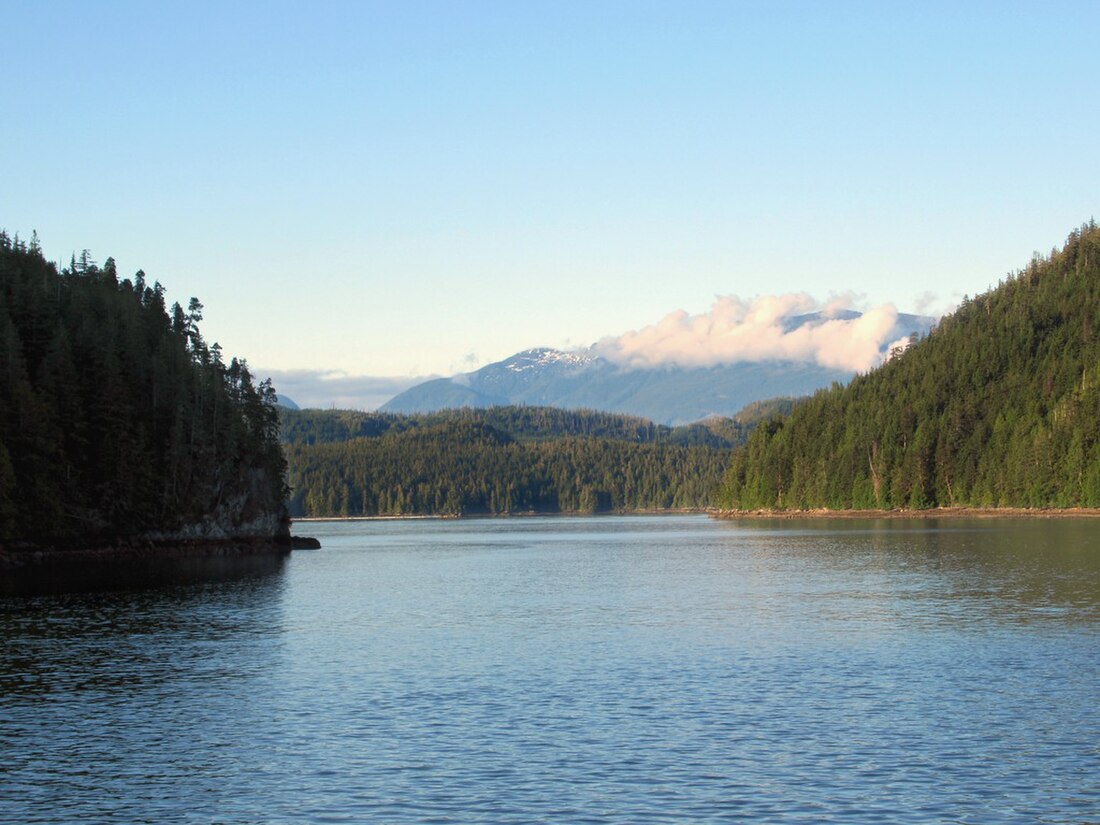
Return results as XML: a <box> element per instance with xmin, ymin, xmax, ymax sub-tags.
<box><xmin>2</xmin><ymin>515</ymin><xmax>1098</xmax><ymax>824</ymax></box>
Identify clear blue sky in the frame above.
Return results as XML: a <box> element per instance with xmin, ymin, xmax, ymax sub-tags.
<box><xmin>4</xmin><ymin>0</ymin><xmax>1098</xmax><ymax>385</ymax></box>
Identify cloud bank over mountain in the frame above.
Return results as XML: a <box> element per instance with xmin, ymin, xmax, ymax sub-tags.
<box><xmin>594</xmin><ymin>294</ymin><xmax>914</xmax><ymax>373</ymax></box>
<box><xmin>272</xmin><ymin>294</ymin><xmax>938</xmax><ymax>415</ymax></box>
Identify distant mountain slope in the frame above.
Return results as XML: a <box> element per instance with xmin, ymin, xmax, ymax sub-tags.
<box><xmin>719</xmin><ymin>222</ymin><xmax>1100</xmax><ymax>510</ymax></box>
<box><xmin>274</xmin><ymin>394</ymin><xmax>299</xmax><ymax>410</ymax></box>
<box><xmin>381</xmin><ymin>313</ymin><xmax>935</xmax><ymax>424</ymax></box>
<box><xmin>383</xmin><ymin>377</ymin><xmax>509</xmax><ymax>411</ymax></box>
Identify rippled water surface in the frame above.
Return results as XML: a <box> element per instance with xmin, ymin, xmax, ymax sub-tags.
<box><xmin>2</xmin><ymin>515</ymin><xmax>1099</xmax><ymax>823</ymax></box>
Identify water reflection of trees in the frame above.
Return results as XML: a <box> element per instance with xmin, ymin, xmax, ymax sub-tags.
<box><xmin>722</xmin><ymin>518</ymin><xmax>1100</xmax><ymax>626</ymax></box>
<box><xmin>0</xmin><ymin>554</ymin><xmax>289</xmax><ymax>823</ymax></box>
<box><xmin>0</xmin><ymin>554</ymin><xmax>288</xmax><ymax>696</ymax></box>
<box><xmin>862</xmin><ymin>519</ymin><xmax>1100</xmax><ymax>623</ymax></box>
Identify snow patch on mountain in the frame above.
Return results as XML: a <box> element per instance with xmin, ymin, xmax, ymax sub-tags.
<box><xmin>502</xmin><ymin>348</ymin><xmax>597</xmax><ymax>373</ymax></box>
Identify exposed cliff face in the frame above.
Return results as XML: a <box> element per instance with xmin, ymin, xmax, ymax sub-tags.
<box><xmin>1</xmin><ymin>468</ymin><xmax>291</xmax><ymax>569</ymax></box>
<box><xmin>0</xmin><ymin>465</ymin><xmax>291</xmax><ymax>569</ymax></box>
<box><xmin>145</xmin><ymin>513</ymin><xmax>290</xmax><ymax>544</ymax></box>
<box><xmin>148</xmin><ymin>467</ymin><xmax>291</xmax><ymax>543</ymax></box>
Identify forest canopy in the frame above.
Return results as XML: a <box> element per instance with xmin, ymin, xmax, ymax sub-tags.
<box><xmin>279</xmin><ymin>406</ymin><xmax>757</xmax><ymax>517</ymax></box>
<box><xmin>0</xmin><ymin>232</ymin><xmax>287</xmax><ymax>545</ymax></box>
<box><xmin>718</xmin><ymin>221</ymin><xmax>1100</xmax><ymax>510</ymax></box>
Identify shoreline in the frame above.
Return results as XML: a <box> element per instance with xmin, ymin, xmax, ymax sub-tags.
<box><xmin>712</xmin><ymin>506</ymin><xmax>1100</xmax><ymax>520</ymax></box>
<box><xmin>292</xmin><ymin>514</ymin><xmax>456</xmax><ymax>522</ymax></box>
<box><xmin>293</xmin><ymin>505</ymin><xmax>1100</xmax><ymax>523</ymax></box>
<box><xmin>292</xmin><ymin>508</ymin><xmax>705</xmax><ymax>523</ymax></box>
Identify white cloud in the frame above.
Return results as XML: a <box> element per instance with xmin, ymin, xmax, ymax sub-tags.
<box><xmin>594</xmin><ymin>293</ymin><xmax>904</xmax><ymax>373</ymax></box>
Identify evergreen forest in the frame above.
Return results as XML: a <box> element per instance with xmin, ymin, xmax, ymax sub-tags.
<box><xmin>0</xmin><ymin>232</ymin><xmax>287</xmax><ymax>545</ymax></box>
<box><xmin>280</xmin><ymin>406</ymin><xmax>757</xmax><ymax>516</ymax></box>
<box><xmin>719</xmin><ymin>221</ymin><xmax>1100</xmax><ymax>510</ymax></box>
<box><xmin>11</xmin><ymin>218</ymin><xmax>1096</xmax><ymax>536</ymax></box>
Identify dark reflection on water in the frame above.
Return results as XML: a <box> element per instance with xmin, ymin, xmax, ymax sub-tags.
<box><xmin>0</xmin><ymin>552</ymin><xmax>289</xmax><ymax>596</ymax></box>
<box><xmin>1</xmin><ymin>516</ymin><xmax>1097</xmax><ymax>824</ymax></box>
<box><xmin>1</xmin><ymin>554</ymin><xmax>288</xmax><ymax>823</ymax></box>
<box><xmin>731</xmin><ymin>517</ymin><xmax>1100</xmax><ymax>626</ymax></box>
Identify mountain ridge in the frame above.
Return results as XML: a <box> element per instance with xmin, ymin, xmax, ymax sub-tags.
<box><xmin>381</xmin><ymin>312</ymin><xmax>935</xmax><ymax>424</ymax></box>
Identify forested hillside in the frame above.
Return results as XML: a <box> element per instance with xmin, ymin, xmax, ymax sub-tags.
<box><xmin>0</xmin><ymin>232</ymin><xmax>287</xmax><ymax>545</ymax></box>
<box><xmin>719</xmin><ymin>222</ymin><xmax>1100</xmax><ymax>510</ymax></box>
<box><xmin>281</xmin><ymin>406</ymin><xmax>754</xmax><ymax>516</ymax></box>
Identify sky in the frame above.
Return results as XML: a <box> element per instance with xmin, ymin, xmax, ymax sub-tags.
<box><xmin>4</xmin><ymin>1</ymin><xmax>1099</xmax><ymax>407</ymax></box>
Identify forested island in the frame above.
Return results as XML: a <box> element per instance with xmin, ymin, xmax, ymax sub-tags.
<box><xmin>279</xmin><ymin>405</ymin><xmax>787</xmax><ymax>517</ymax></box>
<box><xmin>0</xmin><ymin>232</ymin><xmax>288</xmax><ymax>564</ymax></box>
<box><xmin>718</xmin><ymin>221</ymin><xmax>1100</xmax><ymax>511</ymax></box>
